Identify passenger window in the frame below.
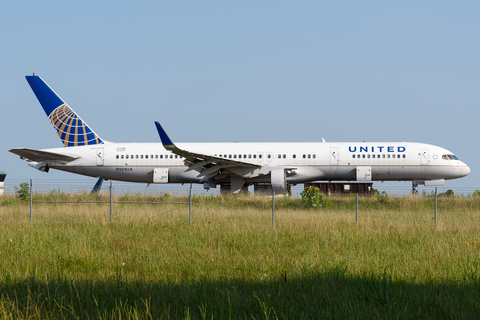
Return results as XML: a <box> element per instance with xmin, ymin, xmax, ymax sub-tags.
<box><xmin>116</xmin><ymin>155</ymin><xmax>119</xmax><ymax>159</ymax></box>
<box><xmin>382</xmin><ymin>154</ymin><xmax>385</xmax><ymax>158</ymax></box>
<box><xmin>403</xmin><ymin>154</ymin><xmax>406</xmax><ymax>158</ymax></box>
<box><xmin>229</xmin><ymin>155</ymin><xmax>232</xmax><ymax>159</ymax></box>
<box><xmin>392</xmin><ymin>155</ymin><xmax>395</xmax><ymax>159</ymax></box>
<box><xmin>259</xmin><ymin>154</ymin><xmax>262</xmax><ymax>159</ymax></box>
<box><xmin>307</xmin><ymin>154</ymin><xmax>311</xmax><ymax>159</ymax></box>
<box><xmin>362</xmin><ymin>155</ymin><xmax>365</xmax><ymax>158</ymax></box>
<box><xmin>313</xmin><ymin>154</ymin><xmax>316</xmax><ymax>159</ymax></box>
<box><xmin>234</xmin><ymin>155</ymin><xmax>237</xmax><ymax>159</ymax></box>
<box><xmin>253</xmin><ymin>154</ymin><xmax>256</xmax><ymax>159</ymax></box>
<box><xmin>387</xmin><ymin>155</ymin><xmax>390</xmax><ymax>158</ymax></box>
<box><xmin>175</xmin><ymin>155</ymin><xmax>178</xmax><ymax>159</ymax></box>
<box><xmin>249</xmin><ymin>154</ymin><xmax>252</xmax><ymax>158</ymax></box>
<box><xmin>293</xmin><ymin>154</ymin><xmax>296</xmax><ymax>159</ymax></box>
<box><xmin>170</xmin><ymin>155</ymin><xmax>173</xmax><ymax>159</ymax></box>
<box><xmin>303</xmin><ymin>154</ymin><xmax>306</xmax><ymax>159</ymax></box>
<box><xmin>141</xmin><ymin>155</ymin><xmax>144</xmax><ymax>159</ymax></box>
<box><xmin>244</xmin><ymin>155</ymin><xmax>247</xmax><ymax>158</ymax></box>
<box><xmin>126</xmin><ymin>155</ymin><xmax>129</xmax><ymax>159</ymax></box>
<box><xmin>155</xmin><ymin>155</ymin><xmax>158</xmax><ymax>159</ymax></box>
<box><xmin>353</xmin><ymin>155</ymin><xmax>356</xmax><ymax>158</ymax></box>
<box><xmin>121</xmin><ymin>155</ymin><xmax>124</xmax><ymax>159</ymax></box>
<box><xmin>372</xmin><ymin>155</ymin><xmax>375</xmax><ymax>158</ymax></box>
<box><xmin>367</xmin><ymin>155</ymin><xmax>370</xmax><ymax>159</ymax></box>
<box><xmin>145</xmin><ymin>155</ymin><xmax>148</xmax><ymax>159</ymax></box>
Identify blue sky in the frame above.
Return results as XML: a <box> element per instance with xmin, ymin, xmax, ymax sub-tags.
<box><xmin>1</xmin><ymin>1</ymin><xmax>479</xmax><ymax>190</ymax></box>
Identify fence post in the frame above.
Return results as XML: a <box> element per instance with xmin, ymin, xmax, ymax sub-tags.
<box><xmin>110</xmin><ymin>180</ymin><xmax>113</xmax><ymax>222</ymax></box>
<box><xmin>30</xmin><ymin>179</ymin><xmax>33</xmax><ymax>223</ymax></box>
<box><xmin>356</xmin><ymin>193</ymin><xmax>358</xmax><ymax>225</ymax></box>
<box><xmin>272</xmin><ymin>188</ymin><xmax>275</xmax><ymax>229</ymax></box>
<box><xmin>434</xmin><ymin>187</ymin><xmax>437</xmax><ymax>229</ymax></box>
<box><xmin>189</xmin><ymin>183</ymin><xmax>192</xmax><ymax>226</ymax></box>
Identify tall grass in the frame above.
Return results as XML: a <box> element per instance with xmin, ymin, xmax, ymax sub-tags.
<box><xmin>0</xmin><ymin>193</ymin><xmax>479</xmax><ymax>318</ymax></box>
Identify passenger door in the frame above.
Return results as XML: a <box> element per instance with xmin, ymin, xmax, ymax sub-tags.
<box><xmin>96</xmin><ymin>147</ymin><xmax>104</xmax><ymax>166</ymax></box>
<box><xmin>420</xmin><ymin>149</ymin><xmax>428</xmax><ymax>166</ymax></box>
<box><xmin>330</xmin><ymin>147</ymin><xmax>338</xmax><ymax>166</ymax></box>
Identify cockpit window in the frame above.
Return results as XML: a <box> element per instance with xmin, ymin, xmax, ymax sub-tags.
<box><xmin>442</xmin><ymin>154</ymin><xmax>459</xmax><ymax>160</ymax></box>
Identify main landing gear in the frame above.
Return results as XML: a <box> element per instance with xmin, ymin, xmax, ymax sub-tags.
<box><xmin>412</xmin><ymin>181</ymin><xmax>419</xmax><ymax>194</ymax></box>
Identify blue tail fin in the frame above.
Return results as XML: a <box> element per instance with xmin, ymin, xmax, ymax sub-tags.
<box><xmin>25</xmin><ymin>75</ymin><xmax>104</xmax><ymax>147</ymax></box>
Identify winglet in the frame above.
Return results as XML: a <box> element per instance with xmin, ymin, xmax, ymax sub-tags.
<box><xmin>155</xmin><ymin>122</ymin><xmax>175</xmax><ymax>149</ymax></box>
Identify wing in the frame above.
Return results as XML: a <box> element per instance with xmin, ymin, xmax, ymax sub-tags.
<box><xmin>9</xmin><ymin>148</ymin><xmax>80</xmax><ymax>162</ymax></box>
<box><xmin>155</xmin><ymin>122</ymin><xmax>260</xmax><ymax>181</ymax></box>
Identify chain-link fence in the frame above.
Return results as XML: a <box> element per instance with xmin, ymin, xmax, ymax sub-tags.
<box><xmin>3</xmin><ymin>179</ymin><xmax>194</xmax><ymax>224</ymax></box>
<box><xmin>2</xmin><ymin>179</ymin><xmax>479</xmax><ymax>228</ymax></box>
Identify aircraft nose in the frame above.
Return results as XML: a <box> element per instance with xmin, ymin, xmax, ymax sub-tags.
<box><xmin>461</xmin><ymin>164</ymin><xmax>471</xmax><ymax>177</ymax></box>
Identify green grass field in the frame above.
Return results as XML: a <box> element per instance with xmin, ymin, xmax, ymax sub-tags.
<box><xmin>0</xmin><ymin>193</ymin><xmax>479</xmax><ymax>319</ymax></box>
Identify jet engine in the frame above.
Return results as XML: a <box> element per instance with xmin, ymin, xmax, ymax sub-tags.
<box><xmin>28</xmin><ymin>161</ymin><xmax>49</xmax><ymax>172</ymax></box>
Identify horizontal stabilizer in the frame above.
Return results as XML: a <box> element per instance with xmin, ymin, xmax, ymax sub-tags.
<box><xmin>9</xmin><ymin>148</ymin><xmax>80</xmax><ymax>162</ymax></box>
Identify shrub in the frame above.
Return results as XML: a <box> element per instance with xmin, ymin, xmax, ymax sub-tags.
<box><xmin>15</xmin><ymin>183</ymin><xmax>30</xmax><ymax>201</ymax></box>
<box><xmin>300</xmin><ymin>186</ymin><xmax>323</xmax><ymax>209</ymax></box>
<box><xmin>2</xmin><ymin>199</ymin><xmax>15</xmax><ymax>206</ymax></box>
<box><xmin>375</xmin><ymin>191</ymin><xmax>389</xmax><ymax>204</ymax></box>
<box><xmin>439</xmin><ymin>189</ymin><xmax>454</xmax><ymax>197</ymax></box>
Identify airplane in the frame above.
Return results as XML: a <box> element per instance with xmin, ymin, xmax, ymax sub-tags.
<box><xmin>9</xmin><ymin>74</ymin><xmax>471</xmax><ymax>194</ymax></box>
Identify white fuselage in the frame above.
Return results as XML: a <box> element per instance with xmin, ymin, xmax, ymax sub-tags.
<box><xmin>40</xmin><ymin>141</ymin><xmax>470</xmax><ymax>185</ymax></box>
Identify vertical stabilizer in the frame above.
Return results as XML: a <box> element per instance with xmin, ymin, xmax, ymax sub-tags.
<box><xmin>25</xmin><ymin>75</ymin><xmax>104</xmax><ymax>147</ymax></box>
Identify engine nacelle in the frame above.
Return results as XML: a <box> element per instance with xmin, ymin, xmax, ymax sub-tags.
<box><xmin>28</xmin><ymin>161</ymin><xmax>49</xmax><ymax>172</ymax></box>
<box><xmin>271</xmin><ymin>169</ymin><xmax>287</xmax><ymax>194</ymax></box>
<box><xmin>417</xmin><ymin>179</ymin><xmax>445</xmax><ymax>186</ymax></box>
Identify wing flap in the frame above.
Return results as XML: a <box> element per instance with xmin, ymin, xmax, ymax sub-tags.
<box><xmin>9</xmin><ymin>148</ymin><xmax>80</xmax><ymax>162</ymax></box>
